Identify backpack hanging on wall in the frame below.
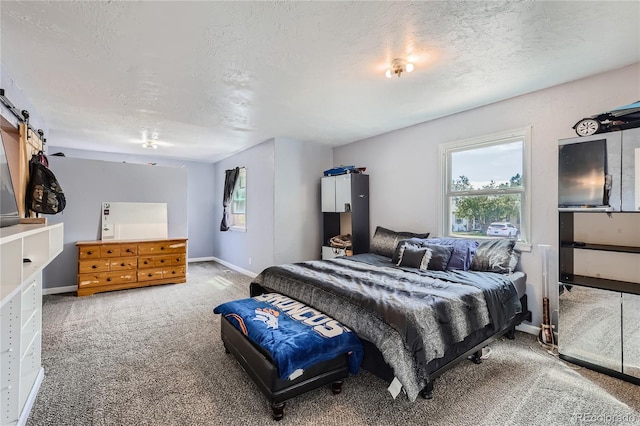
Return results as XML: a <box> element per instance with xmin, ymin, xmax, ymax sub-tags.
<box><xmin>26</xmin><ymin>152</ymin><xmax>66</xmax><ymax>215</ymax></box>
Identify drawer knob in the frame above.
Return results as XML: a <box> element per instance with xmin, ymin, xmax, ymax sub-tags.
<box><xmin>126</xmin><ymin>249</ymin><xmax>132</xmax><ymax>252</ymax></box>
<box><xmin>172</xmin><ymin>271</ymin><xmax>176</xmax><ymax>274</ymax></box>
<box><xmin>107</xmin><ymin>278</ymin><xmax>112</xmax><ymax>282</ymax></box>
<box><xmin>176</xmin><ymin>257</ymin><xmax>181</xmax><ymax>262</ymax></box>
<box><xmin>148</xmin><ymin>273</ymin><xmax>153</xmax><ymax>277</ymax></box>
<box><xmin>92</xmin><ymin>265</ymin><xmax>98</xmax><ymax>269</ymax></box>
<box><xmin>87</xmin><ymin>251</ymin><xmax>93</xmax><ymax>255</ymax></box>
<box><xmin>144</xmin><ymin>260</ymin><xmax>149</xmax><ymax>264</ymax></box>
<box><xmin>107</xmin><ymin>250</ymin><xmax>113</xmax><ymax>254</ymax></box>
<box><xmin>161</xmin><ymin>246</ymin><xmax>165</xmax><ymax>250</ymax></box>
<box><xmin>121</xmin><ymin>262</ymin><xmax>126</xmax><ymax>267</ymax></box>
<box><xmin>160</xmin><ymin>259</ymin><xmax>165</xmax><ymax>263</ymax></box>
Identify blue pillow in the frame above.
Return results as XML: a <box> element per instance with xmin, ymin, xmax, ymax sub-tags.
<box><xmin>424</xmin><ymin>238</ymin><xmax>479</xmax><ymax>271</ymax></box>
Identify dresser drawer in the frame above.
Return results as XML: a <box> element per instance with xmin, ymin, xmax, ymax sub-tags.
<box><xmin>138</xmin><ymin>241</ymin><xmax>186</xmax><ymax>255</ymax></box>
<box><xmin>109</xmin><ymin>256</ymin><xmax>137</xmax><ymax>271</ymax></box>
<box><xmin>78</xmin><ymin>271</ymin><xmax>136</xmax><ymax>288</ymax></box>
<box><xmin>138</xmin><ymin>257</ymin><xmax>155</xmax><ymax>268</ymax></box>
<box><xmin>137</xmin><ymin>268</ymin><xmax>164</xmax><ymax>282</ymax></box>
<box><xmin>154</xmin><ymin>255</ymin><xmax>174</xmax><ymax>267</ymax></box>
<box><xmin>163</xmin><ymin>266</ymin><xmax>186</xmax><ymax>279</ymax></box>
<box><xmin>120</xmin><ymin>244</ymin><xmax>138</xmax><ymax>256</ymax></box>
<box><xmin>100</xmin><ymin>245</ymin><xmax>121</xmax><ymax>257</ymax></box>
<box><xmin>78</xmin><ymin>245</ymin><xmax>102</xmax><ymax>260</ymax></box>
<box><xmin>78</xmin><ymin>259</ymin><xmax>110</xmax><ymax>274</ymax></box>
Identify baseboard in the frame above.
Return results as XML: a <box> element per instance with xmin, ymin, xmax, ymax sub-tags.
<box><xmin>42</xmin><ymin>285</ymin><xmax>77</xmax><ymax>295</ymax></box>
<box><xmin>188</xmin><ymin>256</ymin><xmax>216</xmax><ymax>263</ymax></box>
<box><xmin>17</xmin><ymin>367</ymin><xmax>44</xmax><ymax>426</ymax></box>
<box><xmin>210</xmin><ymin>256</ymin><xmax>258</xmax><ymax>278</ymax></box>
<box><xmin>515</xmin><ymin>323</ymin><xmax>539</xmax><ymax>336</ymax></box>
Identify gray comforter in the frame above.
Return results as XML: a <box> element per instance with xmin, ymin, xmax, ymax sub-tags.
<box><xmin>251</xmin><ymin>253</ymin><xmax>521</xmax><ymax>401</ymax></box>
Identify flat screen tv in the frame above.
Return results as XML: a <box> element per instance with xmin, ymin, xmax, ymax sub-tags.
<box><xmin>0</xmin><ymin>131</ymin><xmax>21</xmax><ymax>228</ymax></box>
<box><xmin>558</xmin><ymin>139</ymin><xmax>609</xmax><ymax>209</ymax></box>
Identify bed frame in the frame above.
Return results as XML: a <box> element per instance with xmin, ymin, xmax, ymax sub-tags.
<box><xmin>251</xmin><ymin>284</ymin><xmax>532</xmax><ymax>400</ymax></box>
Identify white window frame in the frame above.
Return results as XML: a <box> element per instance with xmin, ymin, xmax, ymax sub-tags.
<box><xmin>229</xmin><ymin>167</ymin><xmax>247</xmax><ymax>232</ymax></box>
<box><xmin>439</xmin><ymin>127</ymin><xmax>532</xmax><ymax>252</ymax></box>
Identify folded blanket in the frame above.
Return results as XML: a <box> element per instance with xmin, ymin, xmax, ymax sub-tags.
<box><xmin>214</xmin><ymin>293</ymin><xmax>363</xmax><ymax>380</ymax></box>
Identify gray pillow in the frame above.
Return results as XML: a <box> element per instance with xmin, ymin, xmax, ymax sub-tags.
<box><xmin>370</xmin><ymin>226</ymin><xmax>430</xmax><ymax>258</ymax></box>
<box><xmin>396</xmin><ymin>244</ymin><xmax>432</xmax><ymax>270</ymax></box>
<box><xmin>423</xmin><ymin>244</ymin><xmax>455</xmax><ymax>271</ymax></box>
<box><xmin>393</xmin><ymin>239</ymin><xmax>454</xmax><ymax>271</ymax></box>
<box><xmin>470</xmin><ymin>238</ymin><xmax>519</xmax><ymax>273</ymax></box>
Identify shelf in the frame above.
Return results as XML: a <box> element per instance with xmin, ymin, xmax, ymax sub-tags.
<box><xmin>560</xmin><ymin>242</ymin><xmax>640</xmax><ymax>253</ymax></box>
<box><xmin>560</xmin><ymin>274</ymin><xmax>640</xmax><ymax>295</ymax></box>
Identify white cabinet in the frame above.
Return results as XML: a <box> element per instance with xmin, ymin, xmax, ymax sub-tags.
<box><xmin>321</xmin><ymin>175</ymin><xmax>353</xmax><ymax>213</ymax></box>
<box><xmin>1</xmin><ymin>223</ymin><xmax>63</xmax><ymax>426</ymax></box>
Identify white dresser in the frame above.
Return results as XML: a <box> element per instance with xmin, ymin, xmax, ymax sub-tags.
<box><xmin>1</xmin><ymin>223</ymin><xmax>63</xmax><ymax>426</ymax></box>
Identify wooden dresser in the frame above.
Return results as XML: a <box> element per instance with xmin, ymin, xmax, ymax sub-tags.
<box><xmin>75</xmin><ymin>238</ymin><xmax>187</xmax><ymax>296</ymax></box>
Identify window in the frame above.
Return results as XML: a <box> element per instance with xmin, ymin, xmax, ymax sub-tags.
<box><xmin>230</xmin><ymin>167</ymin><xmax>246</xmax><ymax>231</ymax></box>
<box><xmin>440</xmin><ymin>127</ymin><xmax>531</xmax><ymax>249</ymax></box>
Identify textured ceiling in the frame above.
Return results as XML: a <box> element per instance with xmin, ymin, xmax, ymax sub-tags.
<box><xmin>1</xmin><ymin>1</ymin><xmax>639</xmax><ymax>162</ymax></box>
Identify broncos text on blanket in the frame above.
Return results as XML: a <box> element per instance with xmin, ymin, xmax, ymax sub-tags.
<box><xmin>254</xmin><ymin>293</ymin><xmax>352</xmax><ymax>338</ymax></box>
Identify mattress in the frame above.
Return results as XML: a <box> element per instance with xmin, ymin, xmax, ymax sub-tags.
<box><xmin>509</xmin><ymin>271</ymin><xmax>527</xmax><ymax>298</ymax></box>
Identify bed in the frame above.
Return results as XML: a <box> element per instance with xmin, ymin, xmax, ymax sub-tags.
<box><xmin>249</xmin><ymin>231</ymin><xmax>532</xmax><ymax>401</ymax></box>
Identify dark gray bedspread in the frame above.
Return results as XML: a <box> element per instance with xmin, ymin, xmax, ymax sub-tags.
<box><xmin>251</xmin><ymin>253</ymin><xmax>521</xmax><ymax>401</ymax></box>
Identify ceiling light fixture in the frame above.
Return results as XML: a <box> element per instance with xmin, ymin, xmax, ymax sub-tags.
<box><xmin>385</xmin><ymin>58</ymin><xmax>414</xmax><ymax>78</ymax></box>
<box><xmin>141</xmin><ymin>130</ymin><xmax>159</xmax><ymax>149</ymax></box>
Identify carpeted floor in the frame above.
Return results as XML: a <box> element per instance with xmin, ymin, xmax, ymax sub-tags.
<box><xmin>27</xmin><ymin>261</ymin><xmax>640</xmax><ymax>425</ymax></box>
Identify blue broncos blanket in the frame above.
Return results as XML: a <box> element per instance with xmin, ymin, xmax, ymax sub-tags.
<box><xmin>214</xmin><ymin>293</ymin><xmax>363</xmax><ymax>380</ymax></box>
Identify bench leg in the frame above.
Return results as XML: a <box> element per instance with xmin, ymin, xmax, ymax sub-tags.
<box><xmin>468</xmin><ymin>350</ymin><xmax>483</xmax><ymax>364</ymax></box>
<box><xmin>331</xmin><ymin>380</ymin><xmax>344</xmax><ymax>395</ymax></box>
<box><xmin>505</xmin><ymin>327</ymin><xmax>516</xmax><ymax>340</ymax></box>
<box><xmin>271</xmin><ymin>402</ymin><xmax>285</xmax><ymax>421</ymax></box>
<box><xmin>420</xmin><ymin>380</ymin><xmax>434</xmax><ymax>400</ymax></box>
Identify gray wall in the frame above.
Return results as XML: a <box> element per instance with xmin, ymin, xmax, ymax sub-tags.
<box><xmin>47</xmin><ymin>146</ymin><xmax>215</xmax><ymax>259</ymax></box>
<box><xmin>213</xmin><ymin>139</ymin><xmax>276</xmax><ymax>273</ymax></box>
<box><xmin>333</xmin><ymin>62</ymin><xmax>640</xmax><ymax>329</ymax></box>
<box><xmin>274</xmin><ymin>138</ymin><xmax>332</xmax><ymax>264</ymax></box>
<box><xmin>43</xmin><ymin>156</ymin><xmax>188</xmax><ymax>289</ymax></box>
<box><xmin>212</xmin><ymin>138</ymin><xmax>333</xmax><ymax>273</ymax></box>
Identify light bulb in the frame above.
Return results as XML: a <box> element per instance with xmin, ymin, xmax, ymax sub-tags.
<box><xmin>152</xmin><ymin>144</ymin><xmax>158</xmax><ymax>149</ymax></box>
<box><xmin>142</xmin><ymin>143</ymin><xmax>148</xmax><ymax>148</ymax></box>
<box><xmin>385</xmin><ymin>69</ymin><xmax>392</xmax><ymax>78</ymax></box>
<box><xmin>405</xmin><ymin>63</ymin><xmax>414</xmax><ymax>73</ymax></box>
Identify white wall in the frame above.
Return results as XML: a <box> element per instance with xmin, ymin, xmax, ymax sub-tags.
<box><xmin>333</xmin><ymin>62</ymin><xmax>640</xmax><ymax>328</ymax></box>
<box><xmin>213</xmin><ymin>139</ymin><xmax>276</xmax><ymax>274</ymax></box>
<box><xmin>274</xmin><ymin>138</ymin><xmax>333</xmax><ymax>264</ymax></box>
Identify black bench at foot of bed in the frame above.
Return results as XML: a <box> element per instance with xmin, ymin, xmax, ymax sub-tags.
<box><xmin>220</xmin><ymin>316</ymin><xmax>349</xmax><ymax>420</ymax></box>
<box><xmin>360</xmin><ymin>293</ymin><xmax>533</xmax><ymax>400</ymax></box>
